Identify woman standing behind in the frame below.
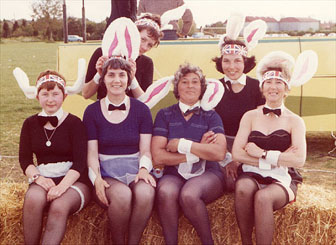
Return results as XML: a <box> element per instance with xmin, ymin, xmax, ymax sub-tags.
<box><xmin>82</xmin><ymin>13</ymin><xmax>163</xmax><ymax>100</ymax></box>
<box><xmin>213</xmin><ymin>15</ymin><xmax>267</xmax><ymax>190</ymax></box>
<box><xmin>152</xmin><ymin>63</ymin><xmax>226</xmax><ymax>244</ymax></box>
<box><xmin>17</xmin><ymin>70</ymin><xmax>91</xmax><ymax>244</ymax></box>
<box><xmin>83</xmin><ymin>57</ymin><xmax>156</xmax><ymax>244</ymax></box>
<box><xmin>232</xmin><ymin>50</ymin><xmax>317</xmax><ymax>244</ymax></box>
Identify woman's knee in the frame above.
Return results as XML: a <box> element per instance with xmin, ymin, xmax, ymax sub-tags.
<box><xmin>235</xmin><ymin>178</ymin><xmax>257</xmax><ymax>198</ymax></box>
<box><xmin>133</xmin><ymin>181</ymin><xmax>155</xmax><ymax>204</ymax></box>
<box><xmin>48</xmin><ymin>199</ymin><xmax>71</xmax><ymax>218</ymax></box>
<box><xmin>156</xmin><ymin>182</ymin><xmax>180</xmax><ymax>203</ymax></box>
<box><xmin>107</xmin><ymin>185</ymin><xmax>132</xmax><ymax>207</ymax></box>
<box><xmin>179</xmin><ymin>188</ymin><xmax>200</xmax><ymax>208</ymax></box>
<box><xmin>24</xmin><ymin>187</ymin><xmax>47</xmax><ymax>208</ymax></box>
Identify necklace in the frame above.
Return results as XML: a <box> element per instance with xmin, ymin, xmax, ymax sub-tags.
<box><xmin>43</xmin><ymin>127</ymin><xmax>57</xmax><ymax>147</ymax></box>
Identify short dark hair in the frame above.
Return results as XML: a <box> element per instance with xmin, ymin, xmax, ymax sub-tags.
<box><xmin>136</xmin><ymin>13</ymin><xmax>163</xmax><ymax>46</ymax></box>
<box><xmin>212</xmin><ymin>38</ymin><xmax>256</xmax><ymax>74</ymax></box>
<box><xmin>100</xmin><ymin>58</ymin><xmax>133</xmax><ymax>87</ymax></box>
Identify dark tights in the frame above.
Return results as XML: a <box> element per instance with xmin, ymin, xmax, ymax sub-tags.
<box><xmin>100</xmin><ymin>178</ymin><xmax>155</xmax><ymax>245</ymax></box>
<box><xmin>156</xmin><ymin>171</ymin><xmax>224</xmax><ymax>245</ymax></box>
<box><xmin>235</xmin><ymin>178</ymin><xmax>288</xmax><ymax>245</ymax></box>
<box><xmin>23</xmin><ymin>182</ymin><xmax>91</xmax><ymax>245</ymax></box>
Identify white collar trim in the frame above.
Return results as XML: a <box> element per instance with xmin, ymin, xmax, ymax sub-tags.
<box><xmin>39</xmin><ymin>107</ymin><xmax>64</xmax><ymax>121</ymax></box>
<box><xmin>178</xmin><ymin>101</ymin><xmax>200</xmax><ymax>114</ymax></box>
<box><xmin>224</xmin><ymin>74</ymin><xmax>246</xmax><ymax>85</ymax></box>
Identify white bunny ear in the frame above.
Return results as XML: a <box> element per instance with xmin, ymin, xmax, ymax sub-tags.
<box><xmin>161</xmin><ymin>4</ymin><xmax>187</xmax><ymax>30</ymax></box>
<box><xmin>102</xmin><ymin>17</ymin><xmax>140</xmax><ymax>60</ymax></box>
<box><xmin>290</xmin><ymin>50</ymin><xmax>318</xmax><ymax>87</ymax></box>
<box><xmin>201</xmin><ymin>78</ymin><xmax>224</xmax><ymax>111</ymax></box>
<box><xmin>226</xmin><ymin>12</ymin><xmax>245</xmax><ymax>40</ymax></box>
<box><xmin>13</xmin><ymin>67</ymin><xmax>37</xmax><ymax>99</ymax></box>
<box><xmin>138</xmin><ymin>76</ymin><xmax>174</xmax><ymax>109</ymax></box>
<box><xmin>65</xmin><ymin>58</ymin><xmax>86</xmax><ymax>95</ymax></box>
<box><xmin>243</xmin><ymin>19</ymin><xmax>267</xmax><ymax>50</ymax></box>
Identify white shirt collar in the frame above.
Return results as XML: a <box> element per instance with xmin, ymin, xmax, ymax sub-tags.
<box><xmin>39</xmin><ymin>107</ymin><xmax>64</xmax><ymax>121</ymax></box>
<box><xmin>105</xmin><ymin>95</ymin><xmax>129</xmax><ymax>115</ymax></box>
<box><xmin>224</xmin><ymin>74</ymin><xmax>246</xmax><ymax>85</ymax></box>
<box><xmin>178</xmin><ymin>101</ymin><xmax>200</xmax><ymax>114</ymax></box>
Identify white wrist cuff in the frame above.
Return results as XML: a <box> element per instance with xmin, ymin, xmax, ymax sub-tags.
<box><xmin>266</xmin><ymin>150</ymin><xmax>281</xmax><ymax>167</ymax></box>
<box><xmin>129</xmin><ymin>77</ymin><xmax>139</xmax><ymax>89</ymax></box>
<box><xmin>219</xmin><ymin>152</ymin><xmax>232</xmax><ymax>167</ymax></box>
<box><xmin>258</xmin><ymin>158</ymin><xmax>271</xmax><ymax>170</ymax></box>
<box><xmin>139</xmin><ymin>155</ymin><xmax>153</xmax><ymax>172</ymax></box>
<box><xmin>178</xmin><ymin>138</ymin><xmax>193</xmax><ymax>154</ymax></box>
<box><xmin>93</xmin><ymin>73</ymin><xmax>100</xmax><ymax>85</ymax></box>
<box><xmin>186</xmin><ymin>153</ymin><xmax>199</xmax><ymax>164</ymax></box>
<box><xmin>88</xmin><ymin>167</ymin><xmax>97</xmax><ymax>186</ymax></box>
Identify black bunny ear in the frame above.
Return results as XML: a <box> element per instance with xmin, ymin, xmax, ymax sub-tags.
<box><xmin>102</xmin><ymin>17</ymin><xmax>140</xmax><ymax>60</ymax></box>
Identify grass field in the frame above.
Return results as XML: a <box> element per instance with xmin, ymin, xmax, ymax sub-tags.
<box><xmin>0</xmin><ymin>39</ymin><xmax>335</xmax><ymax>187</ymax></box>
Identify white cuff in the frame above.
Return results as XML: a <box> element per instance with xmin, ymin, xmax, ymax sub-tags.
<box><xmin>93</xmin><ymin>73</ymin><xmax>100</xmax><ymax>85</ymax></box>
<box><xmin>258</xmin><ymin>158</ymin><xmax>271</xmax><ymax>170</ymax></box>
<box><xmin>266</xmin><ymin>150</ymin><xmax>281</xmax><ymax>167</ymax></box>
<box><xmin>129</xmin><ymin>77</ymin><xmax>139</xmax><ymax>90</ymax></box>
<box><xmin>186</xmin><ymin>153</ymin><xmax>199</xmax><ymax>164</ymax></box>
<box><xmin>139</xmin><ymin>155</ymin><xmax>153</xmax><ymax>172</ymax></box>
<box><xmin>88</xmin><ymin>167</ymin><xmax>97</xmax><ymax>186</ymax></box>
<box><xmin>178</xmin><ymin>138</ymin><xmax>193</xmax><ymax>154</ymax></box>
<box><xmin>219</xmin><ymin>152</ymin><xmax>232</xmax><ymax>167</ymax></box>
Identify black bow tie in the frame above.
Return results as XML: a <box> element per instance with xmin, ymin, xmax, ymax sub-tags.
<box><xmin>263</xmin><ymin>107</ymin><xmax>281</xmax><ymax>117</ymax></box>
<box><xmin>184</xmin><ymin>107</ymin><xmax>200</xmax><ymax>116</ymax></box>
<box><xmin>38</xmin><ymin>115</ymin><xmax>58</xmax><ymax>127</ymax></box>
<box><xmin>108</xmin><ymin>103</ymin><xmax>126</xmax><ymax>111</ymax></box>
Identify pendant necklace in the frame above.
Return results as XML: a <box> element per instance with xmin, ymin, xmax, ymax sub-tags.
<box><xmin>43</xmin><ymin>127</ymin><xmax>57</xmax><ymax>147</ymax></box>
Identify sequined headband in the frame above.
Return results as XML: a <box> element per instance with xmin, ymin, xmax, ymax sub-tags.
<box><xmin>36</xmin><ymin>74</ymin><xmax>66</xmax><ymax>89</ymax></box>
<box><xmin>221</xmin><ymin>44</ymin><xmax>248</xmax><ymax>57</ymax></box>
<box><xmin>262</xmin><ymin>70</ymin><xmax>289</xmax><ymax>86</ymax></box>
<box><xmin>135</xmin><ymin>18</ymin><xmax>160</xmax><ymax>33</ymax></box>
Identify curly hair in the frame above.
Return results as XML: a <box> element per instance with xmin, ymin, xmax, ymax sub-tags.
<box><xmin>173</xmin><ymin>63</ymin><xmax>207</xmax><ymax>100</ymax></box>
<box><xmin>212</xmin><ymin>38</ymin><xmax>256</xmax><ymax>74</ymax></box>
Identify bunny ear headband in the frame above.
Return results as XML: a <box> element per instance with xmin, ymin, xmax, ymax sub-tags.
<box><xmin>256</xmin><ymin>50</ymin><xmax>318</xmax><ymax>88</ymax></box>
<box><xmin>138</xmin><ymin>76</ymin><xmax>224</xmax><ymax>110</ymax></box>
<box><xmin>218</xmin><ymin>12</ymin><xmax>267</xmax><ymax>56</ymax></box>
<box><xmin>102</xmin><ymin>17</ymin><xmax>140</xmax><ymax>60</ymax></box>
<box><xmin>13</xmin><ymin>58</ymin><xmax>86</xmax><ymax>99</ymax></box>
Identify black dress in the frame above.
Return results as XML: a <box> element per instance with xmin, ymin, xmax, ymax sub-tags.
<box><xmin>238</xmin><ymin>129</ymin><xmax>302</xmax><ymax>202</ymax></box>
<box><xmin>19</xmin><ymin>113</ymin><xmax>91</xmax><ymax>187</ymax></box>
<box><xmin>85</xmin><ymin>47</ymin><xmax>154</xmax><ymax>100</ymax></box>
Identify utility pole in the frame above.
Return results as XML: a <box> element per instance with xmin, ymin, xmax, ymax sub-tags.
<box><xmin>82</xmin><ymin>0</ymin><xmax>86</xmax><ymax>42</ymax></box>
<box><xmin>63</xmin><ymin>0</ymin><xmax>68</xmax><ymax>43</ymax></box>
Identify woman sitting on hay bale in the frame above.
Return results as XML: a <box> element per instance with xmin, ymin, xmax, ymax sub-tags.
<box><xmin>14</xmin><ymin>66</ymin><xmax>92</xmax><ymax>244</ymax></box>
<box><xmin>150</xmin><ymin>63</ymin><xmax>227</xmax><ymax>244</ymax></box>
<box><xmin>232</xmin><ymin>50</ymin><xmax>318</xmax><ymax>244</ymax></box>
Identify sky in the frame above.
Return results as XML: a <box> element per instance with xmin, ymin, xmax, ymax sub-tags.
<box><xmin>0</xmin><ymin>0</ymin><xmax>335</xmax><ymax>27</ymax></box>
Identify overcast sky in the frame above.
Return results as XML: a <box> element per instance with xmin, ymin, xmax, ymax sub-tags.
<box><xmin>1</xmin><ymin>0</ymin><xmax>335</xmax><ymax>27</ymax></box>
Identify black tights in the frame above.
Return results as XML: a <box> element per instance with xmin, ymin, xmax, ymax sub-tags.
<box><xmin>235</xmin><ymin>178</ymin><xmax>288</xmax><ymax>245</ymax></box>
<box><xmin>156</xmin><ymin>171</ymin><xmax>224</xmax><ymax>245</ymax></box>
<box><xmin>23</xmin><ymin>182</ymin><xmax>91</xmax><ymax>245</ymax></box>
<box><xmin>100</xmin><ymin>178</ymin><xmax>155</xmax><ymax>245</ymax></box>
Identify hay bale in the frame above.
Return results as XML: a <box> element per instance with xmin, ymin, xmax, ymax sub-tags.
<box><xmin>1</xmin><ymin>181</ymin><xmax>335</xmax><ymax>244</ymax></box>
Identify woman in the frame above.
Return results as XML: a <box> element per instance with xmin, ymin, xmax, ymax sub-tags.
<box><xmin>213</xmin><ymin>37</ymin><xmax>265</xmax><ymax>190</ymax></box>
<box><xmin>152</xmin><ymin>63</ymin><xmax>226</xmax><ymax>244</ymax></box>
<box><xmin>83</xmin><ymin>57</ymin><xmax>156</xmax><ymax>244</ymax></box>
<box><xmin>19</xmin><ymin>70</ymin><xmax>91</xmax><ymax>244</ymax></box>
<box><xmin>232</xmin><ymin>50</ymin><xmax>312</xmax><ymax>244</ymax></box>
<box><xmin>82</xmin><ymin>13</ymin><xmax>163</xmax><ymax>100</ymax></box>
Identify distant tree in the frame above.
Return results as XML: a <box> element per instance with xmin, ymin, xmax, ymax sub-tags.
<box><xmin>13</xmin><ymin>21</ymin><xmax>19</xmax><ymax>33</ymax></box>
<box><xmin>32</xmin><ymin>0</ymin><xmax>62</xmax><ymax>40</ymax></box>
<box><xmin>2</xmin><ymin>20</ymin><xmax>10</xmax><ymax>38</ymax></box>
<box><xmin>68</xmin><ymin>17</ymin><xmax>81</xmax><ymax>35</ymax></box>
<box><xmin>22</xmin><ymin>19</ymin><xmax>27</xmax><ymax>27</ymax></box>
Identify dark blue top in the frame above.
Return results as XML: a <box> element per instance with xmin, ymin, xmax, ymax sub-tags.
<box><xmin>83</xmin><ymin>98</ymin><xmax>153</xmax><ymax>155</ymax></box>
<box><xmin>153</xmin><ymin>103</ymin><xmax>224</xmax><ymax>142</ymax></box>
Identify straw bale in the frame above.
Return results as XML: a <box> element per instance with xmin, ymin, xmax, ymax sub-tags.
<box><xmin>1</xmin><ymin>181</ymin><xmax>335</xmax><ymax>245</ymax></box>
